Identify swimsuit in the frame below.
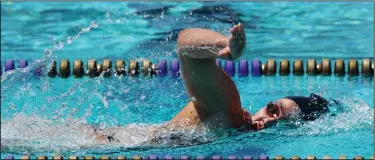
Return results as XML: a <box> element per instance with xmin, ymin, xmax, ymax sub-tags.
<box><xmin>285</xmin><ymin>93</ymin><xmax>330</xmax><ymax>121</ymax></box>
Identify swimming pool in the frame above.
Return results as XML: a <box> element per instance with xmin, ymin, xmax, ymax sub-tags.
<box><xmin>1</xmin><ymin>2</ymin><xmax>374</xmax><ymax>159</ymax></box>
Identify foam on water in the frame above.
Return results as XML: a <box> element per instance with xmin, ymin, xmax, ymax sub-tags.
<box><xmin>1</xmin><ymin>91</ymin><xmax>372</xmax><ymax>155</ymax></box>
<box><xmin>0</xmin><ymin>113</ymin><xmax>219</xmax><ymax>155</ymax></box>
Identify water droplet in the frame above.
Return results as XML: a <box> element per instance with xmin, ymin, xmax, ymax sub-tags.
<box><xmin>160</xmin><ymin>11</ymin><xmax>165</xmax><ymax>19</ymax></box>
<box><xmin>44</xmin><ymin>49</ymin><xmax>52</xmax><ymax>56</ymax></box>
<box><xmin>58</xmin><ymin>41</ymin><xmax>64</xmax><ymax>49</ymax></box>
<box><xmin>191</xmin><ymin>97</ymin><xmax>196</xmax><ymax>102</ymax></box>
<box><xmin>66</xmin><ymin>36</ymin><xmax>72</xmax><ymax>44</ymax></box>
<box><xmin>107</xmin><ymin>91</ymin><xmax>112</xmax><ymax>96</ymax></box>
<box><xmin>81</xmin><ymin>27</ymin><xmax>90</xmax><ymax>32</ymax></box>
<box><xmin>90</xmin><ymin>21</ymin><xmax>98</xmax><ymax>28</ymax></box>
<box><xmin>61</xmin><ymin>103</ymin><xmax>68</xmax><ymax>109</ymax></box>
<box><xmin>8</xmin><ymin>103</ymin><xmax>16</xmax><ymax>110</ymax></box>
<box><xmin>99</xmin><ymin>122</ymin><xmax>106</xmax><ymax>129</ymax></box>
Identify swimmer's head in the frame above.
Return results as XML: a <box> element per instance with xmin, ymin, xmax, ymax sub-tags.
<box><xmin>251</xmin><ymin>98</ymin><xmax>331</xmax><ymax>130</ymax></box>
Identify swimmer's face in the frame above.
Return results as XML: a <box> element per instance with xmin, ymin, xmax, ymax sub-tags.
<box><xmin>251</xmin><ymin>102</ymin><xmax>286</xmax><ymax>130</ymax></box>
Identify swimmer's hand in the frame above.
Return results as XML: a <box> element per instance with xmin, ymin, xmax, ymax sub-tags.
<box><xmin>218</xmin><ymin>23</ymin><xmax>246</xmax><ymax>61</ymax></box>
<box><xmin>251</xmin><ymin>121</ymin><xmax>265</xmax><ymax>131</ymax></box>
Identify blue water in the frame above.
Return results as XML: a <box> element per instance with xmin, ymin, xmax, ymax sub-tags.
<box><xmin>1</xmin><ymin>2</ymin><xmax>374</xmax><ymax>159</ymax></box>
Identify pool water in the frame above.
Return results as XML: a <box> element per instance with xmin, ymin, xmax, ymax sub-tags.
<box><xmin>1</xmin><ymin>2</ymin><xmax>374</xmax><ymax>159</ymax></box>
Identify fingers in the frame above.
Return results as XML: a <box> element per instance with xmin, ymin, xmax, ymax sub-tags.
<box><xmin>252</xmin><ymin>121</ymin><xmax>265</xmax><ymax>130</ymax></box>
<box><xmin>230</xmin><ymin>23</ymin><xmax>242</xmax><ymax>34</ymax></box>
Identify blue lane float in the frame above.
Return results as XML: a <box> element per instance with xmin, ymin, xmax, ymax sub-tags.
<box><xmin>216</xmin><ymin>59</ymin><xmax>222</xmax><ymax>68</ymax></box>
<box><xmin>251</xmin><ymin>59</ymin><xmax>262</xmax><ymax>76</ymax></box>
<box><xmin>18</xmin><ymin>60</ymin><xmax>28</xmax><ymax>68</ymax></box>
<box><xmin>4</xmin><ymin>155</ymin><xmax>14</xmax><ymax>160</ymax></box>
<box><xmin>243</xmin><ymin>156</ymin><xmax>253</xmax><ymax>160</ymax></box>
<box><xmin>238</xmin><ymin>59</ymin><xmax>249</xmax><ymax>77</ymax></box>
<box><xmin>259</xmin><ymin>155</ymin><xmax>269</xmax><ymax>160</ymax></box>
<box><xmin>157</xmin><ymin>59</ymin><xmax>167</xmax><ymax>76</ymax></box>
<box><xmin>224</xmin><ymin>60</ymin><xmax>235</xmax><ymax>77</ymax></box>
<box><xmin>5</xmin><ymin>59</ymin><xmax>15</xmax><ymax>72</ymax></box>
<box><xmin>170</xmin><ymin>59</ymin><xmax>180</xmax><ymax>77</ymax></box>
<box><xmin>149</xmin><ymin>155</ymin><xmax>158</xmax><ymax>160</ymax></box>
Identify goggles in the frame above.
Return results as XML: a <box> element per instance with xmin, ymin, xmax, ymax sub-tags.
<box><xmin>266</xmin><ymin>102</ymin><xmax>280</xmax><ymax>118</ymax></box>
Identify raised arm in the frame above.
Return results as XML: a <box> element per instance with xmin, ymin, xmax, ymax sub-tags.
<box><xmin>177</xmin><ymin>28</ymin><xmax>229</xmax><ymax>59</ymax></box>
<box><xmin>177</xmin><ymin>23</ymin><xmax>245</xmax><ymax>60</ymax></box>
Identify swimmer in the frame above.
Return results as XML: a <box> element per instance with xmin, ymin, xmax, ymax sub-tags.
<box><xmin>94</xmin><ymin>23</ymin><xmax>337</xmax><ymax>143</ymax></box>
<box><xmin>171</xmin><ymin>24</ymin><xmax>338</xmax><ymax>131</ymax></box>
<box><xmin>94</xmin><ymin>23</ymin><xmax>249</xmax><ymax>143</ymax></box>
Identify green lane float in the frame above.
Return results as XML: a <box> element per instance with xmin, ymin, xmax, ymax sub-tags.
<box><xmin>68</xmin><ymin>156</ymin><xmax>79</xmax><ymax>160</ymax></box>
<box><xmin>334</xmin><ymin>59</ymin><xmax>345</xmax><ymax>76</ymax></box>
<box><xmin>73</xmin><ymin>59</ymin><xmax>84</xmax><ymax>78</ymax></box>
<box><xmin>21</xmin><ymin>155</ymin><xmax>30</xmax><ymax>160</ymax></box>
<box><xmin>306</xmin><ymin>155</ymin><xmax>317</xmax><ymax>160</ymax></box>
<box><xmin>362</xmin><ymin>58</ymin><xmax>373</xmax><ymax>76</ymax></box>
<box><xmin>100</xmin><ymin>155</ymin><xmax>111</xmax><ymax>160</ymax></box>
<box><xmin>338</xmin><ymin>155</ymin><xmax>346</xmax><ymax>159</ymax></box>
<box><xmin>142</xmin><ymin>59</ymin><xmax>153</xmax><ymax>76</ymax></box>
<box><xmin>274</xmin><ymin>155</ymin><xmax>285</xmax><ymax>160</ymax></box>
<box><xmin>348</xmin><ymin>59</ymin><xmax>359</xmax><ymax>76</ymax></box>
<box><xmin>290</xmin><ymin>156</ymin><xmax>301</xmax><ymax>160</ymax></box>
<box><xmin>87</xmin><ymin>59</ymin><xmax>99</xmax><ymax>77</ymax></box>
<box><xmin>307</xmin><ymin>59</ymin><xmax>318</xmax><ymax>75</ymax></box>
<box><xmin>265</xmin><ymin>58</ymin><xmax>276</xmax><ymax>76</ymax></box>
<box><xmin>279</xmin><ymin>59</ymin><xmax>290</xmax><ymax>76</ymax></box>
<box><xmin>116</xmin><ymin>156</ymin><xmax>127</xmax><ymax>160</ymax></box>
<box><xmin>116</xmin><ymin>59</ymin><xmax>126</xmax><ymax>76</ymax></box>
<box><xmin>128</xmin><ymin>60</ymin><xmax>140</xmax><ymax>76</ymax></box>
<box><xmin>37</xmin><ymin>156</ymin><xmax>47</xmax><ymax>160</ymax></box>
<box><xmin>354</xmin><ymin>156</ymin><xmax>365</xmax><ymax>160</ymax></box>
<box><xmin>59</xmin><ymin>59</ymin><xmax>70</xmax><ymax>78</ymax></box>
<box><xmin>48</xmin><ymin>60</ymin><xmax>57</xmax><ymax>77</ymax></box>
<box><xmin>102</xmin><ymin>59</ymin><xmax>112</xmax><ymax>77</ymax></box>
<box><xmin>319</xmin><ymin>59</ymin><xmax>331</xmax><ymax>76</ymax></box>
<box><xmin>52</xmin><ymin>155</ymin><xmax>63</xmax><ymax>160</ymax></box>
<box><xmin>293</xmin><ymin>59</ymin><xmax>304</xmax><ymax>76</ymax></box>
